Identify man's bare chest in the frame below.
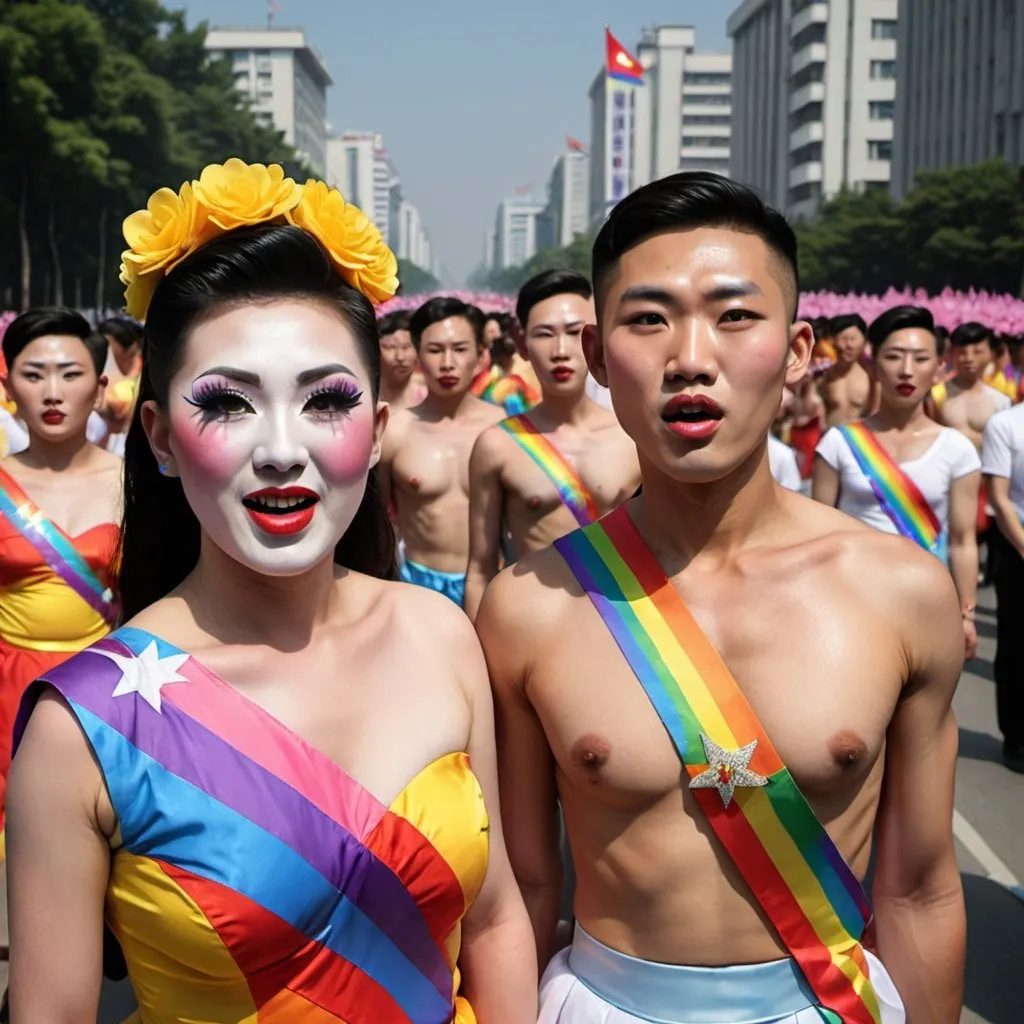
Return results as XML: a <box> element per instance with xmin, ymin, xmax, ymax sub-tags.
<box><xmin>393</xmin><ymin>429</ymin><xmax>476</xmax><ymax>499</ymax></box>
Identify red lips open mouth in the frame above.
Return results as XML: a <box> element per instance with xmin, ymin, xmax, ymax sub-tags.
<box><xmin>243</xmin><ymin>487</ymin><xmax>320</xmax><ymax>536</ymax></box>
<box><xmin>551</xmin><ymin>367</ymin><xmax>574</xmax><ymax>383</ymax></box>
<box><xmin>896</xmin><ymin>384</ymin><xmax>916</xmax><ymax>396</ymax></box>
<box><xmin>438</xmin><ymin>376</ymin><xmax>459</xmax><ymax>389</ymax></box>
<box><xmin>41</xmin><ymin>410</ymin><xmax>66</xmax><ymax>425</ymax></box>
<box><xmin>662</xmin><ymin>393</ymin><xmax>724</xmax><ymax>441</ymax></box>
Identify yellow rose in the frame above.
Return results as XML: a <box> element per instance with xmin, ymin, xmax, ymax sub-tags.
<box><xmin>121</xmin><ymin>181</ymin><xmax>210</xmax><ymax>279</ymax></box>
<box><xmin>121</xmin><ymin>267</ymin><xmax>160</xmax><ymax>322</ymax></box>
<box><xmin>288</xmin><ymin>180</ymin><xmax>398</xmax><ymax>305</ymax></box>
<box><xmin>193</xmin><ymin>158</ymin><xmax>301</xmax><ymax>231</ymax></box>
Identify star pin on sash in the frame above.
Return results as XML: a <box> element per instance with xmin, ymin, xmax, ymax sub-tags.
<box><xmin>555</xmin><ymin>506</ymin><xmax>883</xmax><ymax>1024</ymax></box>
<box><xmin>499</xmin><ymin>414</ymin><xmax>599</xmax><ymax>526</ymax></box>
<box><xmin>838</xmin><ymin>422</ymin><xmax>946</xmax><ymax>561</ymax></box>
<box><xmin>0</xmin><ymin>467</ymin><xmax>119</xmax><ymax>625</ymax></box>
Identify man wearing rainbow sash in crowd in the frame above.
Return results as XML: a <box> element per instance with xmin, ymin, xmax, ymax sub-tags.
<box><xmin>813</xmin><ymin>305</ymin><xmax>981</xmax><ymax>661</ymax></box>
<box><xmin>464</xmin><ymin>271</ymin><xmax>639</xmax><ymax>620</ymax></box>
<box><xmin>478</xmin><ymin>173</ymin><xmax>965</xmax><ymax>1023</ymax></box>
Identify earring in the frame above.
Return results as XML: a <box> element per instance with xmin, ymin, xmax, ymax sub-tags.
<box><xmin>158</xmin><ymin>463</ymin><xmax>169</xmax><ymax>476</ymax></box>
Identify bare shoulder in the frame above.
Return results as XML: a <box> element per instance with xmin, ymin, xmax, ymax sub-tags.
<box><xmin>91</xmin><ymin>446</ymin><xmax>124</xmax><ymax>472</ymax></box>
<box><xmin>377</xmin><ymin>574</ymin><xmax>481</xmax><ymax>657</ymax></box>
<box><xmin>477</xmin><ymin>398</ymin><xmax>508</xmax><ymax>427</ymax></box>
<box><xmin>471</xmin><ymin>420</ymin><xmax>516</xmax><ymax>464</ymax></box>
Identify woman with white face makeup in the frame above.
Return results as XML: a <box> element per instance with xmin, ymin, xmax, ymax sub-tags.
<box><xmin>6</xmin><ymin>161</ymin><xmax>536</xmax><ymax>1023</ymax></box>
<box><xmin>813</xmin><ymin>305</ymin><xmax>981</xmax><ymax>661</ymax></box>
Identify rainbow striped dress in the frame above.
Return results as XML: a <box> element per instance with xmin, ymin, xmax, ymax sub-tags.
<box><xmin>14</xmin><ymin>626</ymin><xmax>489</xmax><ymax>1023</ymax></box>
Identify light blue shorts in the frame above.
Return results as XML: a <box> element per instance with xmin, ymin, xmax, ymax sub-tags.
<box><xmin>398</xmin><ymin>557</ymin><xmax>466</xmax><ymax>607</ymax></box>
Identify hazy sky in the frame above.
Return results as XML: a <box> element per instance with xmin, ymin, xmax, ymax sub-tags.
<box><xmin>178</xmin><ymin>0</ymin><xmax>729</xmax><ymax>282</ymax></box>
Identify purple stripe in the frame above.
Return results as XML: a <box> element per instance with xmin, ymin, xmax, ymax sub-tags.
<box><xmin>818</xmin><ymin>834</ymin><xmax>872</xmax><ymax>927</ymax></box>
<box><xmin>38</xmin><ymin>646</ymin><xmax>452</xmax><ymax>1000</ymax></box>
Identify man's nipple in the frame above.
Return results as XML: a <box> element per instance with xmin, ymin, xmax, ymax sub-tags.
<box><xmin>572</xmin><ymin>733</ymin><xmax>612</xmax><ymax>779</ymax></box>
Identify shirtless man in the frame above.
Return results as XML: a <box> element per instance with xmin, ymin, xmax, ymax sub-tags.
<box><xmin>464</xmin><ymin>270</ymin><xmax>640</xmax><ymax>620</ymax></box>
<box><xmin>938</xmin><ymin>322</ymin><xmax>1012</xmax><ymax>450</ymax></box>
<box><xmin>377</xmin><ymin>310</ymin><xmax>426</xmax><ymax>413</ymax></box>
<box><xmin>821</xmin><ymin>313</ymin><xmax>876</xmax><ymax>427</ymax></box>
<box><xmin>477</xmin><ymin>173</ymin><xmax>965</xmax><ymax>1023</ymax></box>
<box><xmin>379</xmin><ymin>297</ymin><xmax>505</xmax><ymax>606</ymax></box>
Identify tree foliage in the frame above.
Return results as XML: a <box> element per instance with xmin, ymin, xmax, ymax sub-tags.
<box><xmin>396</xmin><ymin>259</ymin><xmax>441</xmax><ymax>296</ymax></box>
<box><xmin>0</xmin><ymin>0</ymin><xmax>298</xmax><ymax>311</ymax></box>
<box><xmin>476</xmin><ymin>230</ymin><xmax>594</xmax><ymax>294</ymax></box>
<box><xmin>797</xmin><ymin>160</ymin><xmax>1024</xmax><ymax>296</ymax></box>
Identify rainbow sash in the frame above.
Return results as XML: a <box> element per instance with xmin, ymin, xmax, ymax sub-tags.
<box><xmin>0</xmin><ymin>467</ymin><xmax>118</xmax><ymax>624</ymax></box>
<box><xmin>838</xmin><ymin>422</ymin><xmax>946</xmax><ymax>560</ymax></box>
<box><xmin>479</xmin><ymin>371</ymin><xmax>538</xmax><ymax>416</ymax></box>
<box><xmin>499</xmin><ymin>414</ymin><xmax>599</xmax><ymax>526</ymax></box>
<box><xmin>14</xmin><ymin>627</ymin><xmax>472</xmax><ymax>1022</ymax></box>
<box><xmin>555</xmin><ymin>506</ymin><xmax>882</xmax><ymax>1024</ymax></box>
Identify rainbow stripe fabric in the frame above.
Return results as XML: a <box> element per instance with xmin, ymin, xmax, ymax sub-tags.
<box><xmin>14</xmin><ymin>626</ymin><xmax>486</xmax><ymax>1023</ymax></box>
<box><xmin>554</xmin><ymin>507</ymin><xmax>882</xmax><ymax>1024</ymax></box>
<box><xmin>499</xmin><ymin>414</ymin><xmax>599</xmax><ymax>526</ymax></box>
<box><xmin>838</xmin><ymin>422</ymin><xmax>945</xmax><ymax>559</ymax></box>
<box><xmin>0</xmin><ymin>467</ymin><xmax>118</xmax><ymax>624</ymax></box>
<box><xmin>479</xmin><ymin>372</ymin><xmax>538</xmax><ymax>416</ymax></box>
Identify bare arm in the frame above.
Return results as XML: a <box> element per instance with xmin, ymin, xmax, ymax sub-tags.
<box><xmin>464</xmin><ymin>432</ymin><xmax>507</xmax><ymax>622</ymax></box>
<box><xmin>873</xmin><ymin>560</ymin><xmax>966</xmax><ymax>1023</ymax></box>
<box><xmin>987</xmin><ymin>474</ymin><xmax>1024</xmax><ymax>556</ymax></box>
<box><xmin>476</xmin><ymin>571</ymin><xmax>563</xmax><ymax>971</ymax></box>
<box><xmin>452</xmin><ymin>611</ymin><xmax>537</xmax><ymax>1022</ymax></box>
<box><xmin>946</xmin><ymin>470</ymin><xmax>980</xmax><ymax>660</ymax></box>
<box><xmin>7</xmin><ymin>692</ymin><xmax>110</xmax><ymax>1022</ymax></box>
<box><xmin>811</xmin><ymin>454</ymin><xmax>840</xmax><ymax>507</ymax></box>
<box><xmin>376</xmin><ymin>413</ymin><xmax>405</xmax><ymax>528</ymax></box>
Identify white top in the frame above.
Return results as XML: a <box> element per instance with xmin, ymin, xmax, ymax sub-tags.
<box><xmin>981</xmin><ymin>404</ymin><xmax>1024</xmax><ymax>521</ymax></box>
<box><xmin>0</xmin><ymin>409</ymin><xmax>28</xmax><ymax>456</ymax></box>
<box><xmin>816</xmin><ymin>425</ymin><xmax>980</xmax><ymax>536</ymax></box>
<box><xmin>768</xmin><ymin>435</ymin><xmax>802</xmax><ymax>491</ymax></box>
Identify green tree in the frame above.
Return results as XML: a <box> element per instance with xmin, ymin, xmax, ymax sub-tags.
<box><xmin>482</xmin><ymin>230</ymin><xmax>594</xmax><ymax>294</ymax></box>
<box><xmin>397</xmin><ymin>259</ymin><xmax>441</xmax><ymax>296</ymax></box>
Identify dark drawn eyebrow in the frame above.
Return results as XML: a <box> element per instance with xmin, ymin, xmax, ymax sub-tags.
<box><xmin>619</xmin><ymin>285</ymin><xmax>678</xmax><ymax>307</ymax></box>
<box><xmin>22</xmin><ymin>360</ymin><xmax>84</xmax><ymax>369</ymax></box>
<box><xmin>704</xmin><ymin>280</ymin><xmax>765</xmax><ymax>303</ymax></box>
<box><xmin>195</xmin><ymin>366</ymin><xmax>261</xmax><ymax>387</ymax></box>
<box><xmin>295</xmin><ymin>363</ymin><xmax>357</xmax><ymax>386</ymax></box>
<box><xmin>532</xmin><ymin>319</ymin><xmax>586</xmax><ymax>332</ymax></box>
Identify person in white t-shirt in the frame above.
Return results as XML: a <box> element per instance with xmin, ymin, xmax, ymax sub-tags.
<box><xmin>813</xmin><ymin>305</ymin><xmax>981</xmax><ymax>660</ymax></box>
<box><xmin>980</xmin><ymin>404</ymin><xmax>1024</xmax><ymax>772</ymax></box>
<box><xmin>767</xmin><ymin>434</ymin><xmax>801</xmax><ymax>491</ymax></box>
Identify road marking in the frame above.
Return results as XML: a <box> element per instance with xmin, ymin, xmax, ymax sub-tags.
<box><xmin>953</xmin><ymin>808</ymin><xmax>1024</xmax><ymax>900</ymax></box>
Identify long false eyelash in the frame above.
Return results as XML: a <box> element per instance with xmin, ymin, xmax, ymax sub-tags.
<box><xmin>304</xmin><ymin>378</ymin><xmax>363</xmax><ymax>412</ymax></box>
<box><xmin>183</xmin><ymin>381</ymin><xmax>253</xmax><ymax>414</ymax></box>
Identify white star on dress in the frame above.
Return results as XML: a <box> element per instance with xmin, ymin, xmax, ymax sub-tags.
<box><xmin>98</xmin><ymin>641</ymin><xmax>190</xmax><ymax>713</ymax></box>
<box><xmin>688</xmin><ymin>733</ymin><xmax>769</xmax><ymax>808</ymax></box>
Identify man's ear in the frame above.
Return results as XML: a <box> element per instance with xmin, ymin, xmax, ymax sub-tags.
<box><xmin>583</xmin><ymin>323</ymin><xmax>608</xmax><ymax>387</ymax></box>
<box><xmin>784</xmin><ymin>321</ymin><xmax>814</xmax><ymax>387</ymax></box>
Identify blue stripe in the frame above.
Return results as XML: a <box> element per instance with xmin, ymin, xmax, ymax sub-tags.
<box><xmin>70</xmin><ymin>702</ymin><xmax>453</xmax><ymax>1024</ymax></box>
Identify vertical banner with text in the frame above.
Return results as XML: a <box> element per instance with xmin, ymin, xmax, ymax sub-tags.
<box><xmin>604</xmin><ymin>27</ymin><xmax>644</xmax><ymax>217</ymax></box>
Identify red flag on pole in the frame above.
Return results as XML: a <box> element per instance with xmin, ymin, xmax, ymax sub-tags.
<box><xmin>512</xmin><ymin>184</ymin><xmax>532</xmax><ymax>195</ymax></box>
<box><xmin>605</xmin><ymin>27</ymin><xmax>644</xmax><ymax>85</ymax></box>
<box><xmin>566</xmin><ymin>136</ymin><xmax>588</xmax><ymax>154</ymax></box>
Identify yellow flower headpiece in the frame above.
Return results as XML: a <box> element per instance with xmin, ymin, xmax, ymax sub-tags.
<box><xmin>119</xmin><ymin>158</ymin><xmax>399</xmax><ymax>321</ymax></box>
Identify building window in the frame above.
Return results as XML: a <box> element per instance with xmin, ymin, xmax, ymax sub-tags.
<box><xmin>788</xmin><ymin>181</ymin><xmax>822</xmax><ymax>206</ymax></box>
<box><xmin>683</xmin><ymin>136</ymin><xmax>730</xmax><ymax>148</ymax></box>
<box><xmin>683</xmin><ymin>73</ymin><xmax>731</xmax><ymax>86</ymax></box>
<box><xmin>790</xmin><ymin>101</ymin><xmax>823</xmax><ymax>129</ymax></box>
<box><xmin>683</xmin><ymin>93</ymin><xmax>731</xmax><ymax>105</ymax></box>
<box><xmin>871</xmin><ymin>19</ymin><xmax>898</xmax><ymax>40</ymax></box>
<box><xmin>869</xmin><ymin>100</ymin><xmax>894</xmax><ymax>120</ymax></box>
<box><xmin>870</xmin><ymin>60</ymin><xmax>896</xmax><ymax>79</ymax></box>
<box><xmin>790</xmin><ymin>141</ymin><xmax>822</xmax><ymax>167</ymax></box>
<box><xmin>682</xmin><ymin>114</ymin><xmax>731</xmax><ymax>126</ymax></box>
<box><xmin>792</xmin><ymin>62</ymin><xmax>825</xmax><ymax>89</ymax></box>
<box><xmin>791</xmin><ymin>22</ymin><xmax>827</xmax><ymax>51</ymax></box>
<box><xmin>867</xmin><ymin>140</ymin><xmax>893</xmax><ymax>160</ymax></box>
<box><xmin>346</xmin><ymin>150</ymin><xmax>360</xmax><ymax>207</ymax></box>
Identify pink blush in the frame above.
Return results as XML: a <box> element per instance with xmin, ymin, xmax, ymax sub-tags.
<box><xmin>169</xmin><ymin>408</ymin><xmax>245</xmax><ymax>481</ymax></box>
<box><xmin>315</xmin><ymin>415</ymin><xmax>375</xmax><ymax>482</ymax></box>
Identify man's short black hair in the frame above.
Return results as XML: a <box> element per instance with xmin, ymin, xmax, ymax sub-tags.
<box><xmin>97</xmin><ymin>317</ymin><xmax>142</xmax><ymax>352</ymax></box>
<box><xmin>516</xmin><ymin>270</ymin><xmax>592</xmax><ymax>331</ymax></box>
<box><xmin>867</xmin><ymin>305</ymin><xmax>936</xmax><ymax>355</ymax></box>
<box><xmin>951</xmin><ymin>322</ymin><xmax>994</xmax><ymax>348</ymax></box>
<box><xmin>3</xmin><ymin>307</ymin><xmax>107</xmax><ymax>376</ymax></box>
<box><xmin>378</xmin><ymin>309</ymin><xmax>412</xmax><ymax>336</ymax></box>
<box><xmin>831</xmin><ymin>313</ymin><xmax>868</xmax><ymax>338</ymax></box>
<box><xmin>812</xmin><ymin>317</ymin><xmax>833</xmax><ymax>342</ymax></box>
<box><xmin>591</xmin><ymin>172</ymin><xmax>800</xmax><ymax>320</ymax></box>
<box><xmin>409</xmin><ymin>297</ymin><xmax>484</xmax><ymax>349</ymax></box>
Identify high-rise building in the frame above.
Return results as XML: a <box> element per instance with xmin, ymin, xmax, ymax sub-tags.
<box><xmin>728</xmin><ymin>0</ymin><xmax>898</xmax><ymax>220</ymax></box>
<box><xmin>493</xmin><ymin>196</ymin><xmax>546</xmax><ymax>270</ymax></box>
<box><xmin>588</xmin><ymin>26</ymin><xmax>732</xmax><ymax>224</ymax></box>
<box><xmin>205</xmin><ymin>28</ymin><xmax>332</xmax><ymax>176</ymax></box>
<box><xmin>326</xmin><ymin>133</ymin><xmax>395</xmax><ymax>241</ymax></box>
<box><xmin>891</xmin><ymin>0</ymin><xmax>1024</xmax><ymax>198</ymax></box>
<box><xmin>539</xmin><ymin>150</ymin><xmax>590</xmax><ymax>250</ymax></box>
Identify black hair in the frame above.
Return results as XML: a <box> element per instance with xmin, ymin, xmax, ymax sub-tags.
<box><xmin>98</xmin><ymin>317</ymin><xmax>143</xmax><ymax>352</ymax></box>
<box><xmin>867</xmin><ymin>305</ymin><xmax>937</xmax><ymax>355</ymax></box>
<box><xmin>408</xmin><ymin>296</ymin><xmax>484</xmax><ymax>349</ymax></box>
<box><xmin>119</xmin><ymin>223</ymin><xmax>396</xmax><ymax>620</ymax></box>
<box><xmin>591</xmin><ymin>172</ymin><xmax>800</xmax><ymax>320</ymax></box>
<box><xmin>935</xmin><ymin>325</ymin><xmax>950</xmax><ymax>345</ymax></box>
<box><xmin>831</xmin><ymin>313</ymin><xmax>868</xmax><ymax>338</ymax></box>
<box><xmin>2</xmin><ymin>307</ymin><xmax>107</xmax><ymax>376</ymax></box>
<box><xmin>811</xmin><ymin>317</ymin><xmax>833</xmax><ymax>342</ymax></box>
<box><xmin>377</xmin><ymin>309</ymin><xmax>412</xmax><ymax>336</ymax></box>
<box><xmin>951</xmin><ymin>322</ymin><xmax>994</xmax><ymax>349</ymax></box>
<box><xmin>515</xmin><ymin>270</ymin><xmax>592</xmax><ymax>331</ymax></box>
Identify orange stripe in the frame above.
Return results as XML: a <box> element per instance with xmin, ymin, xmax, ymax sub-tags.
<box><xmin>162</xmin><ymin>862</ymin><xmax>408</xmax><ymax>1021</ymax></box>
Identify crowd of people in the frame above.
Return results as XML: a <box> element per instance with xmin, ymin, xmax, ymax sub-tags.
<box><xmin>0</xmin><ymin>159</ymin><xmax>1019</xmax><ymax>1022</ymax></box>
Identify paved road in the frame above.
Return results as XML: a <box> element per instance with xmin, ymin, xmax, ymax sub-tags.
<box><xmin>2</xmin><ymin>592</ymin><xmax>1022</xmax><ymax>1022</ymax></box>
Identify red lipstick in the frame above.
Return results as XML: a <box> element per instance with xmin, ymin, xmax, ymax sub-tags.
<box><xmin>41</xmin><ymin>410</ymin><xmax>66</xmax><ymax>425</ymax></box>
<box><xmin>438</xmin><ymin>375</ymin><xmax>459</xmax><ymax>389</ymax></box>
<box><xmin>662</xmin><ymin>393</ymin><xmax>724</xmax><ymax>441</ymax></box>
<box><xmin>551</xmin><ymin>366</ymin><xmax>574</xmax><ymax>383</ymax></box>
<box><xmin>243</xmin><ymin>486</ymin><xmax>319</xmax><ymax>536</ymax></box>
<box><xmin>896</xmin><ymin>383</ymin><xmax>916</xmax><ymax>396</ymax></box>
